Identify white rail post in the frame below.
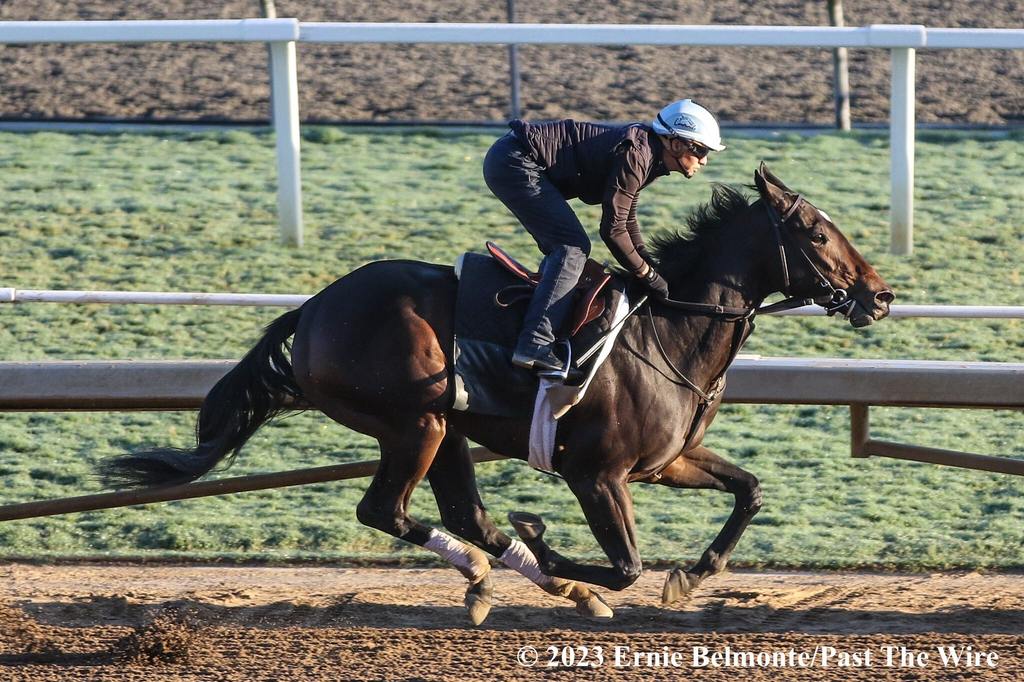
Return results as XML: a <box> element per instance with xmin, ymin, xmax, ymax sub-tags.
<box><xmin>889</xmin><ymin>46</ymin><xmax>916</xmax><ymax>255</ymax></box>
<box><xmin>269</xmin><ymin>39</ymin><xmax>303</xmax><ymax>246</ymax></box>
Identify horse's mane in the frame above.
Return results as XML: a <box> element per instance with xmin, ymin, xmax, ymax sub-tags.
<box><xmin>648</xmin><ymin>184</ymin><xmax>754</xmax><ymax>281</ymax></box>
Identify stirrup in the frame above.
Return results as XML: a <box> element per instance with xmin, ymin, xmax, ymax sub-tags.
<box><xmin>537</xmin><ymin>340</ymin><xmax>572</xmax><ymax>382</ymax></box>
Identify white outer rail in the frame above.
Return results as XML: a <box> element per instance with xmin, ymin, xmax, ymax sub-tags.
<box><xmin>926</xmin><ymin>29</ymin><xmax>1024</xmax><ymax>49</ymax></box>
<box><xmin>0</xmin><ymin>288</ymin><xmax>311</xmax><ymax>307</ymax></box>
<box><xmin>299</xmin><ymin>22</ymin><xmax>927</xmax><ymax>47</ymax></box>
<box><xmin>0</xmin><ymin>19</ymin><xmax>299</xmax><ymax>43</ymax></box>
<box><xmin>0</xmin><ymin>288</ymin><xmax>1021</xmax><ymax>319</ymax></box>
<box><xmin>2</xmin><ymin>20</ymin><xmax>1023</xmax><ymax>253</ymax></box>
<box><xmin>0</xmin><ymin>19</ymin><xmax>305</xmax><ymax>248</ymax></box>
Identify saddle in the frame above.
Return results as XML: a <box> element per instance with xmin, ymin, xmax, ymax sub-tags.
<box><xmin>486</xmin><ymin>241</ymin><xmax>611</xmax><ymax>337</ymax></box>
<box><xmin>451</xmin><ymin>244</ymin><xmax>628</xmax><ymax>417</ymax></box>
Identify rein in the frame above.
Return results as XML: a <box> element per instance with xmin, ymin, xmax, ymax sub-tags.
<box><xmin>644</xmin><ymin>303</ymin><xmax>748</xmax><ymax>447</ymax></box>
<box><xmin>644</xmin><ymin>304</ymin><xmax>735</xmax><ymax>403</ymax></box>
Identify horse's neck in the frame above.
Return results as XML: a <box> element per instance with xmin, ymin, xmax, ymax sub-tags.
<box><xmin>674</xmin><ymin>225</ymin><xmax>767</xmax><ymax>311</ymax></box>
<box><xmin>654</xmin><ymin>231</ymin><xmax>766</xmax><ymax>388</ymax></box>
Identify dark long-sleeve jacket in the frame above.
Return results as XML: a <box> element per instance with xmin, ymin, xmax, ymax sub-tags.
<box><xmin>509</xmin><ymin>119</ymin><xmax>669</xmax><ymax>274</ymax></box>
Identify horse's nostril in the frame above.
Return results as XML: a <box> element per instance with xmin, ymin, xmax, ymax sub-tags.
<box><xmin>875</xmin><ymin>290</ymin><xmax>895</xmax><ymax>305</ymax></box>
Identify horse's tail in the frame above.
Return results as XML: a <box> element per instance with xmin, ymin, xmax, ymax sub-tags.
<box><xmin>99</xmin><ymin>308</ymin><xmax>304</xmax><ymax>488</ymax></box>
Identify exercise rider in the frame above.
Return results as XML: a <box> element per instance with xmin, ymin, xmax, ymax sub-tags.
<box><xmin>483</xmin><ymin>99</ymin><xmax>725</xmax><ymax>373</ymax></box>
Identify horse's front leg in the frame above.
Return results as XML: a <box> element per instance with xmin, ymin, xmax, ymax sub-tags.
<box><xmin>510</xmin><ymin>470</ymin><xmax>642</xmax><ymax>592</ymax></box>
<box><xmin>642</xmin><ymin>445</ymin><xmax>762</xmax><ymax>604</ymax></box>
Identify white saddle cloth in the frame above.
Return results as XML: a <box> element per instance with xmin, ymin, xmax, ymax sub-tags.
<box><xmin>528</xmin><ymin>292</ymin><xmax>631</xmax><ymax>473</ymax></box>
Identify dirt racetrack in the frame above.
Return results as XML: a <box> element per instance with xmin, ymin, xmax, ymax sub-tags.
<box><xmin>1</xmin><ymin>564</ymin><xmax>1022</xmax><ymax>681</ymax></box>
<box><xmin>1</xmin><ymin>1</ymin><xmax>1023</xmax><ymax>125</ymax></box>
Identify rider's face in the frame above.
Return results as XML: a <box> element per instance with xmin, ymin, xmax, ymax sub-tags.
<box><xmin>664</xmin><ymin>139</ymin><xmax>710</xmax><ymax>178</ymax></box>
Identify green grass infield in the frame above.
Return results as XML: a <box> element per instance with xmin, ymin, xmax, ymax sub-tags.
<box><xmin>0</xmin><ymin>127</ymin><xmax>1020</xmax><ymax>570</ymax></box>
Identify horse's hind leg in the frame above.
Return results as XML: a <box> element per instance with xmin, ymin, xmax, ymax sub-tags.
<box><xmin>643</xmin><ymin>445</ymin><xmax>763</xmax><ymax>605</ymax></box>
<box><xmin>347</xmin><ymin>410</ymin><xmax>493</xmax><ymax>623</ymax></box>
<box><xmin>427</xmin><ymin>433</ymin><xmax>509</xmax><ymax>556</ymax></box>
<box><xmin>427</xmin><ymin>433</ymin><xmax>612</xmax><ymax>618</ymax></box>
<box><xmin>510</xmin><ymin>469</ymin><xmax>644</xmax><ymax>592</ymax></box>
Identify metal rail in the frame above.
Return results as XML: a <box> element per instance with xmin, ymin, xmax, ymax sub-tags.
<box><xmin>850</xmin><ymin>404</ymin><xmax>1024</xmax><ymax>477</ymax></box>
<box><xmin>0</xmin><ymin>358</ymin><xmax>1020</xmax><ymax>411</ymax></box>
<box><xmin>0</xmin><ymin>19</ymin><xmax>299</xmax><ymax>43</ymax></box>
<box><xmin>0</xmin><ymin>287</ymin><xmax>311</xmax><ymax>308</ymax></box>
<box><xmin>0</xmin><ymin>358</ymin><xmax>1018</xmax><ymax>525</ymax></box>
<box><xmin>297</xmin><ymin>23</ymin><xmax>939</xmax><ymax>47</ymax></box>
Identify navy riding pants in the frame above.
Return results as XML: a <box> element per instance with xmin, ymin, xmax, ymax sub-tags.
<box><xmin>482</xmin><ymin>133</ymin><xmax>591</xmax><ymax>349</ymax></box>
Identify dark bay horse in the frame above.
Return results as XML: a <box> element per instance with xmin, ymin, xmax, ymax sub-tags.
<box><xmin>101</xmin><ymin>164</ymin><xmax>893</xmax><ymax>624</ymax></box>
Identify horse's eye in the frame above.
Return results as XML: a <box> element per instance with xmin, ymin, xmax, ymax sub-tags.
<box><xmin>811</xmin><ymin>232</ymin><xmax>827</xmax><ymax>246</ymax></box>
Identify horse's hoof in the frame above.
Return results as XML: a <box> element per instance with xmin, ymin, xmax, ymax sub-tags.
<box><xmin>661</xmin><ymin>568</ymin><xmax>700</xmax><ymax>605</ymax></box>
<box><xmin>576</xmin><ymin>591</ymin><xmax>614</xmax><ymax>620</ymax></box>
<box><xmin>464</xmin><ymin>573</ymin><xmax>494</xmax><ymax>626</ymax></box>
<box><xmin>554</xmin><ymin>581</ymin><xmax>614</xmax><ymax>619</ymax></box>
<box><xmin>508</xmin><ymin>511</ymin><xmax>547</xmax><ymax>542</ymax></box>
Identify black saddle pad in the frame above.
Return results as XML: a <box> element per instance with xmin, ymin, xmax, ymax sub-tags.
<box><xmin>452</xmin><ymin>251</ymin><xmax>625</xmax><ymax>417</ymax></box>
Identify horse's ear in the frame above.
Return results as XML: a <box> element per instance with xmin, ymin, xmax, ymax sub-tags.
<box><xmin>754</xmin><ymin>161</ymin><xmax>787</xmax><ymax>209</ymax></box>
<box><xmin>754</xmin><ymin>162</ymin><xmax>769</xmax><ymax>193</ymax></box>
<box><xmin>760</xmin><ymin>163</ymin><xmax>793</xmax><ymax>193</ymax></box>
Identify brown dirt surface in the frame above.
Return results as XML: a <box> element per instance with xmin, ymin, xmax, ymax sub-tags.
<box><xmin>0</xmin><ymin>564</ymin><xmax>1022</xmax><ymax>681</ymax></box>
<box><xmin>0</xmin><ymin>2</ymin><xmax>1022</xmax><ymax>125</ymax></box>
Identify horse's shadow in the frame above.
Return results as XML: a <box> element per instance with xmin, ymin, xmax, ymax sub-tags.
<box><xmin>7</xmin><ymin>594</ymin><xmax>1024</xmax><ymax>636</ymax></box>
<box><xmin>3</xmin><ymin>595</ymin><xmax>1022</xmax><ymax>669</ymax></box>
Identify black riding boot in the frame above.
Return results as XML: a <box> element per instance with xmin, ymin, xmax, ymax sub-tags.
<box><xmin>512</xmin><ymin>244</ymin><xmax>587</xmax><ymax>372</ymax></box>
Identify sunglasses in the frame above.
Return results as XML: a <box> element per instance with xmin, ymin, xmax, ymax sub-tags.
<box><xmin>684</xmin><ymin>140</ymin><xmax>711</xmax><ymax>160</ymax></box>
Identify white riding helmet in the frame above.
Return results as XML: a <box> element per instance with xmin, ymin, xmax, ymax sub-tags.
<box><xmin>652</xmin><ymin>99</ymin><xmax>726</xmax><ymax>152</ymax></box>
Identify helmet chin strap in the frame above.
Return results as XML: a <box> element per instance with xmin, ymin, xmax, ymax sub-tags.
<box><xmin>656</xmin><ymin>112</ymin><xmax>676</xmax><ymax>135</ymax></box>
<box><xmin>657</xmin><ymin>115</ymin><xmax>693</xmax><ymax>155</ymax></box>
<box><xmin>663</xmin><ymin>138</ymin><xmax>701</xmax><ymax>176</ymax></box>
<box><xmin>662</xmin><ymin>141</ymin><xmax>688</xmax><ymax>173</ymax></box>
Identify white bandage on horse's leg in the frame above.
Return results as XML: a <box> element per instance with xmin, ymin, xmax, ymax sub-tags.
<box><xmin>499</xmin><ymin>539</ymin><xmax>545</xmax><ymax>583</ymax></box>
<box><xmin>500</xmin><ymin>539</ymin><xmax>612</xmax><ymax>617</ymax></box>
<box><xmin>424</xmin><ymin>529</ymin><xmax>490</xmax><ymax>583</ymax></box>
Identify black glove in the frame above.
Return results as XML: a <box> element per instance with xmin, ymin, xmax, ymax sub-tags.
<box><xmin>639</xmin><ymin>267</ymin><xmax>670</xmax><ymax>300</ymax></box>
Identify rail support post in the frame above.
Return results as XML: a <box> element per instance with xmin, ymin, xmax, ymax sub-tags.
<box><xmin>849</xmin><ymin>404</ymin><xmax>1024</xmax><ymax>476</ymax></box>
<box><xmin>889</xmin><ymin>46</ymin><xmax>916</xmax><ymax>255</ymax></box>
<box><xmin>850</xmin><ymin>403</ymin><xmax>869</xmax><ymax>457</ymax></box>
<box><xmin>269</xmin><ymin>39</ymin><xmax>304</xmax><ymax>247</ymax></box>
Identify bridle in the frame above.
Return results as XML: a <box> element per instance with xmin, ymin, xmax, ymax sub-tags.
<box><xmin>642</xmin><ymin>194</ymin><xmax>858</xmax><ymax>419</ymax></box>
<box><xmin>762</xmin><ymin>194</ymin><xmax>856</xmax><ymax>319</ymax></box>
<box><xmin>655</xmin><ymin>194</ymin><xmax>856</xmax><ymax>321</ymax></box>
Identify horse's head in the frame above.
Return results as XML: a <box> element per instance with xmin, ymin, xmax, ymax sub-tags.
<box><xmin>754</xmin><ymin>162</ymin><xmax>894</xmax><ymax>327</ymax></box>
